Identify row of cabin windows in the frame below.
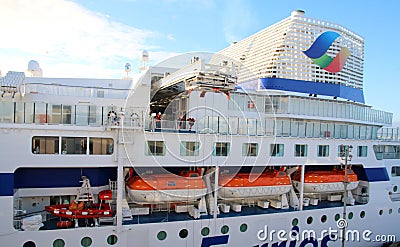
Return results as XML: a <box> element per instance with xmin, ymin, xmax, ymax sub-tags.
<box><xmin>146</xmin><ymin>141</ymin><xmax>368</xmax><ymax>158</ymax></box>
<box><xmin>32</xmin><ymin>136</ymin><xmax>113</xmax><ymax>155</ymax></box>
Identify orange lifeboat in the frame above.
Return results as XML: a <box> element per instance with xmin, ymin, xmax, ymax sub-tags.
<box><xmin>126</xmin><ymin>170</ymin><xmax>207</xmax><ymax>203</ymax></box>
<box><xmin>217</xmin><ymin>170</ymin><xmax>292</xmax><ymax>200</ymax></box>
<box><xmin>292</xmin><ymin>168</ymin><xmax>359</xmax><ymax>193</ymax></box>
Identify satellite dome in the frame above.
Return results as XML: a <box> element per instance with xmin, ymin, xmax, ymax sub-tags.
<box><xmin>27</xmin><ymin>60</ymin><xmax>43</xmax><ymax>77</ymax></box>
<box><xmin>142</xmin><ymin>50</ymin><xmax>149</xmax><ymax>62</ymax></box>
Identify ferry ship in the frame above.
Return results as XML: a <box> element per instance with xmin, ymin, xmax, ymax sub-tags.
<box><xmin>0</xmin><ymin>10</ymin><xmax>399</xmax><ymax>247</ymax></box>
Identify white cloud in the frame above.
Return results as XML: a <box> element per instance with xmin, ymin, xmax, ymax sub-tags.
<box><xmin>0</xmin><ymin>0</ymin><xmax>174</xmax><ymax>78</ymax></box>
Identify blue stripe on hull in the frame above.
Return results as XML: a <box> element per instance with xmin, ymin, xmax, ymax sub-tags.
<box><xmin>242</xmin><ymin>78</ymin><xmax>366</xmax><ymax>103</ymax></box>
<box><xmin>0</xmin><ymin>173</ymin><xmax>14</xmax><ymax>196</ymax></box>
<box><xmin>13</xmin><ymin>168</ymin><xmax>117</xmax><ymax>189</ymax></box>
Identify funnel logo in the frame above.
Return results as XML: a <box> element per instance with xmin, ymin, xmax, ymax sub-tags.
<box><xmin>303</xmin><ymin>31</ymin><xmax>350</xmax><ymax>73</ymax></box>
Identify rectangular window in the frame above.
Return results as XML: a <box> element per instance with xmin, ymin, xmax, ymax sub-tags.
<box><xmin>270</xmin><ymin>144</ymin><xmax>284</xmax><ymax>157</ymax></box>
<box><xmin>357</xmin><ymin>146</ymin><xmax>368</xmax><ymax>157</ymax></box>
<box><xmin>295</xmin><ymin>144</ymin><xmax>308</xmax><ymax>157</ymax></box>
<box><xmin>391</xmin><ymin>166</ymin><xmax>400</xmax><ymax>177</ymax></box>
<box><xmin>89</xmin><ymin>138</ymin><xmax>114</xmax><ymax>155</ymax></box>
<box><xmin>0</xmin><ymin>101</ymin><xmax>14</xmax><ymax>123</ymax></box>
<box><xmin>317</xmin><ymin>145</ymin><xmax>329</xmax><ymax>157</ymax></box>
<box><xmin>243</xmin><ymin>143</ymin><xmax>258</xmax><ymax>156</ymax></box>
<box><xmin>62</xmin><ymin>105</ymin><xmax>73</xmax><ymax>124</ymax></box>
<box><xmin>34</xmin><ymin>102</ymin><xmax>47</xmax><ymax>124</ymax></box>
<box><xmin>32</xmin><ymin>136</ymin><xmax>59</xmax><ymax>154</ymax></box>
<box><xmin>61</xmin><ymin>137</ymin><xmax>87</xmax><ymax>154</ymax></box>
<box><xmin>49</xmin><ymin>104</ymin><xmax>62</xmax><ymax>124</ymax></box>
<box><xmin>180</xmin><ymin>141</ymin><xmax>199</xmax><ymax>156</ymax></box>
<box><xmin>88</xmin><ymin>105</ymin><xmax>102</xmax><ymax>126</ymax></box>
<box><xmin>338</xmin><ymin>145</ymin><xmax>351</xmax><ymax>157</ymax></box>
<box><xmin>146</xmin><ymin>141</ymin><xmax>165</xmax><ymax>156</ymax></box>
<box><xmin>213</xmin><ymin>142</ymin><xmax>230</xmax><ymax>156</ymax></box>
<box><xmin>75</xmin><ymin>105</ymin><xmax>89</xmax><ymax>125</ymax></box>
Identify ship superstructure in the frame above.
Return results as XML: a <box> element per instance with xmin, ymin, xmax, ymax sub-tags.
<box><xmin>0</xmin><ymin>10</ymin><xmax>399</xmax><ymax>247</ymax></box>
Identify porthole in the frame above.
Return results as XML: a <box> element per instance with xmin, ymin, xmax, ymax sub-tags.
<box><xmin>81</xmin><ymin>237</ymin><xmax>92</xmax><ymax>247</ymax></box>
<box><xmin>201</xmin><ymin>227</ymin><xmax>210</xmax><ymax>236</ymax></box>
<box><xmin>23</xmin><ymin>241</ymin><xmax>36</xmax><ymax>247</ymax></box>
<box><xmin>348</xmin><ymin>212</ymin><xmax>353</xmax><ymax>220</ymax></box>
<box><xmin>292</xmin><ymin>218</ymin><xmax>298</xmax><ymax>226</ymax></box>
<box><xmin>221</xmin><ymin>225</ymin><xmax>229</xmax><ymax>234</ymax></box>
<box><xmin>398</xmin><ymin>208</ymin><xmax>400</xmax><ymax>214</ymax></box>
<box><xmin>53</xmin><ymin>239</ymin><xmax>65</xmax><ymax>247</ymax></box>
<box><xmin>179</xmin><ymin>229</ymin><xmax>188</xmax><ymax>239</ymax></box>
<box><xmin>157</xmin><ymin>231</ymin><xmax>167</xmax><ymax>241</ymax></box>
<box><xmin>389</xmin><ymin>209</ymin><xmax>393</xmax><ymax>215</ymax></box>
<box><xmin>360</xmin><ymin>211</ymin><xmax>366</xmax><ymax>218</ymax></box>
<box><xmin>107</xmin><ymin>235</ymin><xmax>118</xmax><ymax>245</ymax></box>
<box><xmin>379</xmin><ymin>210</ymin><xmax>383</xmax><ymax>215</ymax></box>
<box><xmin>335</xmin><ymin>214</ymin><xmax>340</xmax><ymax>221</ymax></box>
<box><xmin>240</xmin><ymin>223</ymin><xmax>248</xmax><ymax>232</ymax></box>
<box><xmin>307</xmin><ymin>216</ymin><xmax>313</xmax><ymax>224</ymax></box>
<box><xmin>394</xmin><ymin>185</ymin><xmax>398</xmax><ymax>193</ymax></box>
<box><xmin>321</xmin><ymin>215</ymin><xmax>327</xmax><ymax>223</ymax></box>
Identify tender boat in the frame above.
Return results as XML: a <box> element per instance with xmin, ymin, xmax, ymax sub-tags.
<box><xmin>292</xmin><ymin>168</ymin><xmax>359</xmax><ymax>193</ymax></box>
<box><xmin>126</xmin><ymin>170</ymin><xmax>207</xmax><ymax>203</ymax></box>
<box><xmin>217</xmin><ymin>170</ymin><xmax>292</xmax><ymax>200</ymax></box>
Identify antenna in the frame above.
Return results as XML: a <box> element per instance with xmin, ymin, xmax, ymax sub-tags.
<box><xmin>139</xmin><ymin>50</ymin><xmax>149</xmax><ymax>71</ymax></box>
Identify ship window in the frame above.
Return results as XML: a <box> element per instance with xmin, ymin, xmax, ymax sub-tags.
<box><xmin>292</xmin><ymin>218</ymin><xmax>298</xmax><ymax>226</ymax></box>
<box><xmin>348</xmin><ymin>212</ymin><xmax>354</xmax><ymax>219</ymax></box>
<box><xmin>307</xmin><ymin>216</ymin><xmax>313</xmax><ymax>224</ymax></box>
<box><xmin>107</xmin><ymin>235</ymin><xmax>118</xmax><ymax>245</ymax></box>
<box><xmin>15</xmin><ymin>102</ymin><xmax>24</xmax><ymax>123</ymax></box>
<box><xmin>180</xmin><ymin>142</ymin><xmax>199</xmax><ymax>156</ymax></box>
<box><xmin>240</xmin><ymin>223</ymin><xmax>248</xmax><ymax>232</ymax></box>
<box><xmin>167</xmin><ymin>181</ymin><xmax>176</xmax><ymax>186</ymax></box>
<box><xmin>157</xmin><ymin>231</ymin><xmax>167</xmax><ymax>241</ymax></box>
<box><xmin>23</xmin><ymin>241</ymin><xmax>36</xmax><ymax>247</ymax></box>
<box><xmin>317</xmin><ymin>145</ymin><xmax>329</xmax><ymax>157</ymax></box>
<box><xmin>213</xmin><ymin>142</ymin><xmax>230</xmax><ymax>156</ymax></box>
<box><xmin>337</xmin><ymin>145</ymin><xmax>351</xmax><ymax>157</ymax></box>
<box><xmin>146</xmin><ymin>141</ymin><xmax>165</xmax><ymax>156</ymax></box>
<box><xmin>270</xmin><ymin>144</ymin><xmax>284</xmax><ymax>157</ymax></box>
<box><xmin>88</xmin><ymin>105</ymin><xmax>102</xmax><ymax>126</ymax></box>
<box><xmin>0</xmin><ymin>101</ymin><xmax>14</xmax><ymax>123</ymax></box>
<box><xmin>357</xmin><ymin>146</ymin><xmax>368</xmax><ymax>157</ymax></box>
<box><xmin>295</xmin><ymin>144</ymin><xmax>307</xmax><ymax>157</ymax></box>
<box><xmin>360</xmin><ymin>211</ymin><xmax>366</xmax><ymax>218</ymax></box>
<box><xmin>49</xmin><ymin>104</ymin><xmax>62</xmax><ymax>124</ymax></box>
<box><xmin>76</xmin><ymin>105</ymin><xmax>89</xmax><ymax>125</ymax></box>
<box><xmin>53</xmin><ymin>239</ymin><xmax>65</xmax><ymax>247</ymax></box>
<box><xmin>242</xmin><ymin>143</ymin><xmax>258</xmax><ymax>156</ymax></box>
<box><xmin>34</xmin><ymin>102</ymin><xmax>47</xmax><ymax>124</ymax></box>
<box><xmin>321</xmin><ymin>215</ymin><xmax>327</xmax><ymax>223</ymax></box>
<box><xmin>201</xmin><ymin>227</ymin><xmax>210</xmax><ymax>236</ymax></box>
<box><xmin>81</xmin><ymin>237</ymin><xmax>92</xmax><ymax>247</ymax></box>
<box><xmin>221</xmin><ymin>225</ymin><xmax>229</xmax><ymax>234</ymax></box>
<box><xmin>61</xmin><ymin>137</ymin><xmax>87</xmax><ymax>155</ymax></box>
<box><xmin>179</xmin><ymin>229</ymin><xmax>188</xmax><ymax>239</ymax></box>
<box><xmin>391</xmin><ymin>167</ymin><xmax>400</xmax><ymax>177</ymax></box>
<box><xmin>89</xmin><ymin>138</ymin><xmax>114</xmax><ymax>155</ymax></box>
<box><xmin>32</xmin><ymin>136</ymin><xmax>59</xmax><ymax>154</ymax></box>
<box><xmin>62</xmin><ymin>105</ymin><xmax>73</xmax><ymax>124</ymax></box>
<box><xmin>379</xmin><ymin>209</ymin><xmax>383</xmax><ymax>215</ymax></box>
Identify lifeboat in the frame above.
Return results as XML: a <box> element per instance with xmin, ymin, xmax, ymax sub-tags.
<box><xmin>217</xmin><ymin>170</ymin><xmax>292</xmax><ymax>200</ymax></box>
<box><xmin>292</xmin><ymin>168</ymin><xmax>359</xmax><ymax>193</ymax></box>
<box><xmin>126</xmin><ymin>170</ymin><xmax>207</xmax><ymax>204</ymax></box>
<box><xmin>45</xmin><ymin>177</ymin><xmax>113</xmax><ymax>220</ymax></box>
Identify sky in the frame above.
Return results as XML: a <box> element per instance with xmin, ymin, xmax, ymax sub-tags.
<box><xmin>1</xmin><ymin>0</ymin><xmax>400</xmax><ymax>125</ymax></box>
